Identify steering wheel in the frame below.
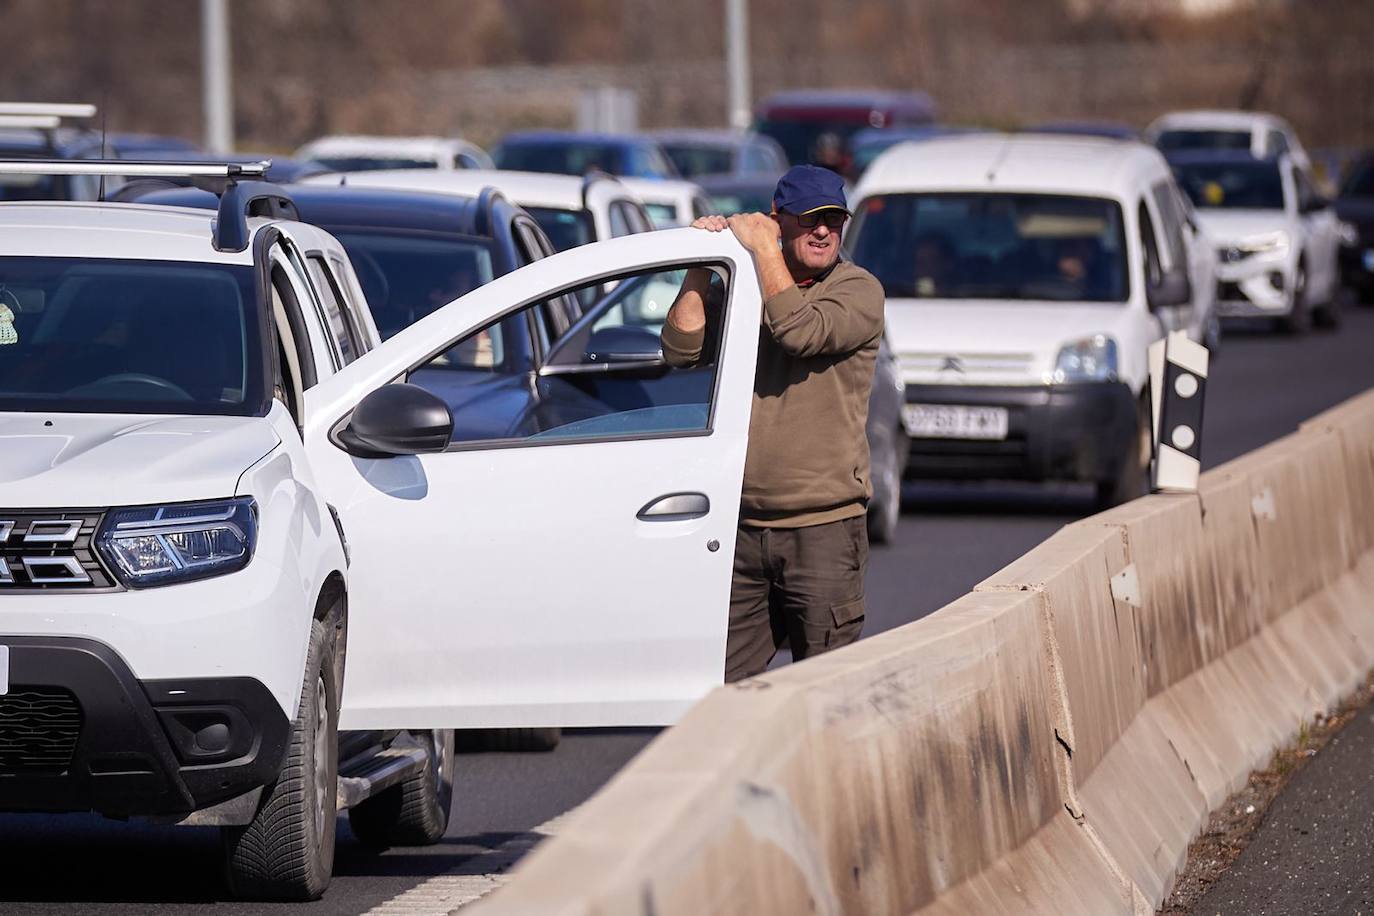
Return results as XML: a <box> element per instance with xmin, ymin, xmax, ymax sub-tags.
<box><xmin>81</xmin><ymin>372</ymin><xmax>195</xmax><ymax>401</ymax></box>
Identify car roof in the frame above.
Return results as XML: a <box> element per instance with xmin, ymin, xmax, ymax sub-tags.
<box><xmin>1148</xmin><ymin>110</ymin><xmax>1287</xmax><ymax>132</ymax></box>
<box><xmin>757</xmin><ymin>88</ymin><xmax>936</xmax><ymax>117</ymax></box>
<box><xmin>296</xmin><ymin>134</ymin><xmax>484</xmax><ymax>159</ymax></box>
<box><xmin>647</xmin><ymin>129</ymin><xmax>758</xmax><ymax>148</ymax></box>
<box><xmin>498</xmin><ymin>130</ymin><xmax>654</xmax><ymax>148</ymax></box>
<box><xmin>0</xmin><ymin>201</ymin><xmax>261</xmax><ymax>264</ymax></box>
<box><xmin>1026</xmin><ymin>121</ymin><xmax>1140</xmax><ymax>141</ymax></box>
<box><xmin>854</xmin><ymin>133</ymin><xmax>1172</xmax><ymax>200</ymax></box>
<box><xmin>135</xmin><ymin>183</ymin><xmax>498</xmax><ymax>238</ymax></box>
<box><xmin>0</xmin><ymin>127</ymin><xmax>104</xmax><ymax>158</ymax></box>
<box><xmin>302</xmin><ymin>168</ymin><xmax>622</xmax><ymax>211</ymax></box>
<box><xmin>616</xmin><ymin>176</ymin><xmax>707</xmax><ymax>203</ymax></box>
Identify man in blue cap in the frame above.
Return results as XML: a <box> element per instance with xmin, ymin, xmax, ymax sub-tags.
<box><xmin>661</xmin><ymin>164</ymin><xmax>886</xmax><ymax>682</ymax></box>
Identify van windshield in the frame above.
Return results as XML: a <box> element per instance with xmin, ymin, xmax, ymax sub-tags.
<box><xmin>0</xmin><ymin>257</ymin><xmax>264</xmax><ymax>415</ymax></box>
<box><xmin>847</xmin><ymin>193</ymin><xmax>1130</xmax><ymax>302</ymax></box>
<box><xmin>1155</xmin><ymin>129</ymin><xmax>1252</xmax><ymax>154</ymax></box>
<box><xmin>1172</xmin><ymin>160</ymin><xmax>1286</xmax><ymax>211</ymax></box>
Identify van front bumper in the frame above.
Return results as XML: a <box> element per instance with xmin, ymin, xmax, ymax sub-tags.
<box><xmin>903</xmin><ymin>382</ymin><xmax>1138</xmax><ymax>483</ymax></box>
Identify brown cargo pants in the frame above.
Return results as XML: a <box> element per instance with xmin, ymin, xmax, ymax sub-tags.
<box><xmin>724</xmin><ymin>515</ymin><xmax>868</xmax><ymax>683</ymax></box>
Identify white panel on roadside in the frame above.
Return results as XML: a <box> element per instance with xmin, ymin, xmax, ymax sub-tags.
<box><xmin>1149</xmin><ymin>330</ymin><xmax>1209</xmax><ymax>493</ymax></box>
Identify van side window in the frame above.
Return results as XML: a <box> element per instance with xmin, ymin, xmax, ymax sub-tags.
<box><xmin>1137</xmin><ymin>202</ymin><xmax>1164</xmax><ymax>288</ymax></box>
<box><xmin>1150</xmin><ymin>183</ymin><xmax>1188</xmax><ymax>273</ymax></box>
<box><xmin>306</xmin><ymin>254</ymin><xmax>361</xmax><ymax>366</ymax></box>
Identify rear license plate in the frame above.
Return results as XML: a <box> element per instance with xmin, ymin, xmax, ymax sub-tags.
<box><xmin>0</xmin><ymin>645</ymin><xmax>8</xmax><ymax>696</ymax></box>
<box><xmin>903</xmin><ymin>404</ymin><xmax>1009</xmax><ymax>440</ymax></box>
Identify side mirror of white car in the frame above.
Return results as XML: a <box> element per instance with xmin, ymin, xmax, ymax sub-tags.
<box><xmin>1147</xmin><ymin>268</ymin><xmax>1192</xmax><ymax>310</ymax></box>
<box><xmin>336</xmin><ymin>383</ymin><xmax>453</xmax><ymax>458</ymax></box>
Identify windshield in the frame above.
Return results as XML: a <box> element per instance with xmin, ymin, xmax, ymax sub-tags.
<box><xmin>1173</xmin><ymin>161</ymin><xmax>1285</xmax><ymax>210</ymax></box>
<box><xmin>848</xmin><ymin>193</ymin><xmax>1130</xmax><ymax>302</ymax></box>
<box><xmin>494</xmin><ymin>141</ymin><xmax>626</xmax><ymax>176</ymax></box>
<box><xmin>330</xmin><ymin>231</ymin><xmax>495</xmax><ymax>340</ymax></box>
<box><xmin>1342</xmin><ymin>161</ymin><xmax>1374</xmax><ymax>198</ymax></box>
<box><xmin>1156</xmin><ymin>129</ymin><xmax>1252</xmax><ymax>154</ymax></box>
<box><xmin>527</xmin><ymin>207</ymin><xmax>595</xmax><ymax>250</ymax></box>
<box><xmin>0</xmin><ymin>257</ymin><xmax>263</xmax><ymax>415</ymax></box>
<box><xmin>309</xmin><ymin>156</ymin><xmax>438</xmax><ymax>172</ymax></box>
<box><xmin>707</xmin><ymin>185</ymin><xmax>775</xmax><ymax>216</ymax></box>
<box><xmin>661</xmin><ymin>143</ymin><xmax>734</xmax><ymax>178</ymax></box>
<box><xmin>643</xmin><ymin>202</ymin><xmax>681</xmax><ymax>229</ymax></box>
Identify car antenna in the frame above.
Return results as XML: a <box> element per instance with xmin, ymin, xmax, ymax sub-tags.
<box><xmin>97</xmin><ymin>91</ymin><xmax>108</xmax><ymax>201</ymax></box>
<box><xmin>985</xmin><ymin>131</ymin><xmax>1015</xmax><ymax>185</ymax></box>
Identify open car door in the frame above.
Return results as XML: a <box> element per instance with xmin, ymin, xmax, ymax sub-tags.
<box><xmin>303</xmin><ymin>229</ymin><xmax>760</xmax><ymax>729</ymax></box>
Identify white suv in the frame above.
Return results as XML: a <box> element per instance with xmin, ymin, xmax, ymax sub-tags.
<box><xmin>846</xmin><ymin>134</ymin><xmax>1215</xmax><ymax>507</ymax></box>
<box><xmin>0</xmin><ymin>160</ymin><xmax>761</xmax><ymax>899</ymax></box>
<box><xmin>1145</xmin><ymin>109</ymin><xmax>1312</xmax><ymax>174</ymax></box>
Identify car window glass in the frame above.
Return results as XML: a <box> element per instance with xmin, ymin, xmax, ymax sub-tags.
<box><xmin>269</xmin><ymin>255</ymin><xmax>318</xmax><ymax>391</ymax></box>
<box><xmin>1269</xmin><ymin>131</ymin><xmax>1289</xmax><ymax>157</ymax></box>
<box><xmin>306</xmin><ymin>255</ymin><xmax>360</xmax><ymax>366</ymax></box>
<box><xmin>608</xmin><ymin>201</ymin><xmax>634</xmax><ymax>237</ymax></box>
<box><xmin>1150</xmin><ymin>183</ymin><xmax>1188</xmax><ymax>272</ymax></box>
<box><xmin>527</xmin><ymin>206</ymin><xmax>595</xmax><ymax>250</ymax></box>
<box><xmin>327</xmin><ymin>254</ymin><xmax>372</xmax><ymax>354</ymax></box>
<box><xmin>406</xmin><ymin>263</ymin><xmax>729</xmax><ymax>447</ymax></box>
<box><xmin>1138</xmin><ymin>202</ymin><xmax>1164</xmax><ymax>288</ymax></box>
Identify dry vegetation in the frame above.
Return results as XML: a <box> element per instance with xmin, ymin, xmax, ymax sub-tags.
<box><xmin>0</xmin><ymin>0</ymin><xmax>1369</xmax><ymax>163</ymax></box>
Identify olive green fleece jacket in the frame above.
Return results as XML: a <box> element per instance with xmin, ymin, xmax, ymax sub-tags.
<box><xmin>661</xmin><ymin>259</ymin><xmax>886</xmax><ymax>528</ymax></box>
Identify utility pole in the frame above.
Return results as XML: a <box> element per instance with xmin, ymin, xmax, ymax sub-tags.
<box><xmin>201</xmin><ymin>0</ymin><xmax>234</xmax><ymax>152</ymax></box>
<box><xmin>725</xmin><ymin>0</ymin><xmax>751</xmax><ymax>130</ymax></box>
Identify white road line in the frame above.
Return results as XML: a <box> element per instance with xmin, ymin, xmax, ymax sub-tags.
<box><xmin>363</xmin><ymin>808</ymin><xmax>578</xmax><ymax>915</ymax></box>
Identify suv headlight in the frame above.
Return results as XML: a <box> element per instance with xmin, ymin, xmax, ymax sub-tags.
<box><xmin>1240</xmin><ymin>231</ymin><xmax>1290</xmax><ymax>256</ymax></box>
<box><xmin>96</xmin><ymin>497</ymin><xmax>257</xmax><ymax>588</ymax></box>
<box><xmin>1053</xmin><ymin>335</ymin><xmax>1118</xmax><ymax>384</ymax></box>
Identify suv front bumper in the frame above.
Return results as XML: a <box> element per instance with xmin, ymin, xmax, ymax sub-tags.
<box><xmin>0</xmin><ymin>636</ymin><xmax>289</xmax><ymax>818</ymax></box>
<box><xmin>903</xmin><ymin>382</ymin><xmax>1137</xmax><ymax>483</ymax></box>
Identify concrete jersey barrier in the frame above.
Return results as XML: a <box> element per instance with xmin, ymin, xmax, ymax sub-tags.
<box><xmin>468</xmin><ymin>389</ymin><xmax>1374</xmax><ymax>916</ymax></box>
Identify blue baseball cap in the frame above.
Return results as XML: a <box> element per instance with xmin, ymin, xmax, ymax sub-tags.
<box><xmin>772</xmin><ymin>165</ymin><xmax>850</xmax><ymax>216</ymax></box>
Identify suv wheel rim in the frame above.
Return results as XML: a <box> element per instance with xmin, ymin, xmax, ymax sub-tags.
<box><xmin>313</xmin><ymin>675</ymin><xmax>330</xmax><ymax>840</ymax></box>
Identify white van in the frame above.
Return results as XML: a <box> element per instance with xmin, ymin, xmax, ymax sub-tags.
<box><xmin>845</xmin><ymin>134</ymin><xmax>1215</xmax><ymax>507</ymax></box>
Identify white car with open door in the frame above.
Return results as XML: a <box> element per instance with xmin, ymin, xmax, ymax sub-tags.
<box><xmin>0</xmin><ymin>160</ymin><xmax>755</xmax><ymax>900</ymax></box>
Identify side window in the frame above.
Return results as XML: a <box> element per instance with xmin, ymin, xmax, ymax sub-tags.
<box><xmin>513</xmin><ymin>219</ymin><xmax>581</xmax><ymax>339</ymax></box>
<box><xmin>1137</xmin><ymin>201</ymin><xmax>1164</xmax><ymax>288</ymax></box>
<box><xmin>1150</xmin><ymin>182</ymin><xmax>1188</xmax><ymax>272</ymax></box>
<box><xmin>306</xmin><ymin>254</ymin><xmax>361</xmax><ymax>366</ymax></box>
<box><xmin>327</xmin><ymin>255</ymin><xmax>374</xmax><ymax>354</ymax></box>
<box><xmin>406</xmin><ymin>263</ymin><xmax>729</xmax><ymax>447</ymax></box>
<box><xmin>1269</xmin><ymin>131</ymin><xmax>1289</xmax><ymax>158</ymax></box>
<box><xmin>608</xmin><ymin>201</ymin><xmax>634</xmax><ymax>238</ymax></box>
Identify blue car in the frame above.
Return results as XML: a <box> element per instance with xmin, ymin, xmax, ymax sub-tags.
<box><xmin>493</xmin><ymin>130</ymin><xmax>679</xmax><ymax>179</ymax></box>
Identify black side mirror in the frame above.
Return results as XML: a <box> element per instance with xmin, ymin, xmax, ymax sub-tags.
<box><xmin>337</xmin><ymin>383</ymin><xmax>453</xmax><ymax>458</ymax></box>
<box><xmin>1147</xmin><ymin>268</ymin><xmax>1192</xmax><ymax>310</ymax></box>
<box><xmin>584</xmin><ymin>326</ymin><xmax>666</xmax><ymax>367</ymax></box>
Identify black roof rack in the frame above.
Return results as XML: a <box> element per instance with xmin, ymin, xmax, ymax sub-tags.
<box><xmin>0</xmin><ymin>158</ymin><xmax>294</xmax><ymax>252</ymax></box>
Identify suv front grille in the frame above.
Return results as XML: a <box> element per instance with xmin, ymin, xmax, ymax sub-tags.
<box><xmin>0</xmin><ymin>687</ymin><xmax>83</xmax><ymax>774</ymax></box>
<box><xmin>0</xmin><ymin>510</ymin><xmax>118</xmax><ymax>591</ymax></box>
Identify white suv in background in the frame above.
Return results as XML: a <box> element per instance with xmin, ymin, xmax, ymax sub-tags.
<box><xmin>846</xmin><ymin>134</ymin><xmax>1215</xmax><ymax>507</ymax></box>
<box><xmin>294</xmin><ymin>134</ymin><xmax>494</xmax><ymax>172</ymax></box>
<box><xmin>0</xmin><ymin>159</ymin><xmax>766</xmax><ymax>900</ymax></box>
<box><xmin>1169</xmin><ymin>150</ymin><xmax>1343</xmax><ymax>331</ymax></box>
<box><xmin>1145</xmin><ymin>109</ymin><xmax>1312</xmax><ymax>174</ymax></box>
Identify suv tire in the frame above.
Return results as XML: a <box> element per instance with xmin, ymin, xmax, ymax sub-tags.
<box><xmin>223</xmin><ymin>619</ymin><xmax>338</xmax><ymax>901</ymax></box>
<box><xmin>1278</xmin><ymin>262</ymin><xmax>1311</xmax><ymax>334</ymax></box>
<box><xmin>349</xmin><ymin>729</ymin><xmax>455</xmax><ymax>847</ymax></box>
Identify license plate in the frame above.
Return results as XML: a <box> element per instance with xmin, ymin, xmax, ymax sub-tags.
<box><xmin>0</xmin><ymin>645</ymin><xmax>8</xmax><ymax>696</ymax></box>
<box><xmin>904</xmin><ymin>404</ymin><xmax>1009</xmax><ymax>440</ymax></box>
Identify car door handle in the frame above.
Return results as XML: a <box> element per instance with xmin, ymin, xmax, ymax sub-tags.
<box><xmin>637</xmin><ymin>492</ymin><xmax>710</xmax><ymax>521</ymax></box>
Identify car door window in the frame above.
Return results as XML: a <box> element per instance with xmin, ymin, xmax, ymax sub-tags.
<box><xmin>406</xmin><ymin>264</ymin><xmax>728</xmax><ymax>446</ymax></box>
<box><xmin>1150</xmin><ymin>182</ymin><xmax>1188</xmax><ymax>273</ymax></box>
<box><xmin>1138</xmin><ymin>201</ymin><xmax>1164</xmax><ymax>289</ymax></box>
<box><xmin>608</xmin><ymin>201</ymin><xmax>634</xmax><ymax>238</ymax></box>
<box><xmin>306</xmin><ymin>254</ymin><xmax>361</xmax><ymax>366</ymax></box>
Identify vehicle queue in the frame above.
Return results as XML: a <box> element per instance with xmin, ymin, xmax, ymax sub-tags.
<box><xmin>0</xmin><ymin>95</ymin><xmax>1366</xmax><ymax>899</ymax></box>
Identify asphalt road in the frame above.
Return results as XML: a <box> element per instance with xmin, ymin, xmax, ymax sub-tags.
<box><xmin>3</xmin><ymin>308</ymin><xmax>1373</xmax><ymax>914</ymax></box>
<box><xmin>1196</xmin><ymin>698</ymin><xmax>1374</xmax><ymax>915</ymax></box>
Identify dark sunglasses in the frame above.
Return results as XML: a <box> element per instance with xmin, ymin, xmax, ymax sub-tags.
<box><xmin>791</xmin><ymin>209</ymin><xmax>850</xmax><ymax>230</ymax></box>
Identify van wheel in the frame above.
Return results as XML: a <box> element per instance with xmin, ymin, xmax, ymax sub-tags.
<box><xmin>1095</xmin><ymin>399</ymin><xmax>1150</xmax><ymax>510</ymax></box>
<box><xmin>1313</xmin><ymin>285</ymin><xmax>1344</xmax><ymax>330</ymax></box>
<box><xmin>349</xmin><ymin>729</ymin><xmax>455</xmax><ymax>847</ymax></box>
<box><xmin>456</xmin><ymin>727</ymin><xmax>561</xmax><ymax>753</ymax></box>
<box><xmin>866</xmin><ymin>427</ymin><xmax>906</xmax><ymax>546</ymax></box>
<box><xmin>223</xmin><ymin>619</ymin><xmax>338</xmax><ymax>901</ymax></box>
